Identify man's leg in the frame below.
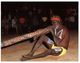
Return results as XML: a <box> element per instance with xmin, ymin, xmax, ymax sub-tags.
<box><xmin>22</xmin><ymin>35</ymin><xmax>51</xmax><ymax>58</ymax></box>
<box><xmin>21</xmin><ymin>49</ymin><xmax>52</xmax><ymax>61</ymax></box>
<box><xmin>22</xmin><ymin>38</ymin><xmax>38</xmax><ymax>57</ymax></box>
<box><xmin>21</xmin><ymin>47</ymin><xmax>65</xmax><ymax>61</ymax></box>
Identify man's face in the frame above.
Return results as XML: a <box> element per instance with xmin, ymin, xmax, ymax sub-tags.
<box><xmin>42</xmin><ymin>17</ymin><xmax>47</xmax><ymax>22</ymax></box>
<box><xmin>52</xmin><ymin>21</ymin><xmax>60</xmax><ymax>26</ymax></box>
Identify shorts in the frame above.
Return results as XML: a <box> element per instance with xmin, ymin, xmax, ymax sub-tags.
<box><xmin>51</xmin><ymin>45</ymin><xmax>67</xmax><ymax>56</ymax></box>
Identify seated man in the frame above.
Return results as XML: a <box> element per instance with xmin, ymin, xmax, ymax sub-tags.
<box><xmin>21</xmin><ymin>15</ymin><xmax>70</xmax><ymax>61</ymax></box>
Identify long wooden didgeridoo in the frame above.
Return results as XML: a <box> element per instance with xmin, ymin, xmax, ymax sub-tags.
<box><xmin>2</xmin><ymin>26</ymin><xmax>53</xmax><ymax>47</ymax></box>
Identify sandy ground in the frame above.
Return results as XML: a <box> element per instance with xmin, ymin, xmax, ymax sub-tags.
<box><xmin>1</xmin><ymin>30</ymin><xmax>78</xmax><ymax>61</ymax></box>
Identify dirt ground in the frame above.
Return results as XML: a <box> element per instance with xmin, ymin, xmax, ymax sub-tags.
<box><xmin>1</xmin><ymin>30</ymin><xmax>78</xmax><ymax>61</ymax></box>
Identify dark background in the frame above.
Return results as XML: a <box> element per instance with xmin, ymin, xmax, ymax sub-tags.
<box><xmin>1</xmin><ymin>2</ymin><xmax>78</xmax><ymax>36</ymax></box>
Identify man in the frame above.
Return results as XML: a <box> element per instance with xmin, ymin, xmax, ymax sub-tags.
<box><xmin>18</xmin><ymin>16</ymin><xmax>26</xmax><ymax>34</ymax></box>
<box><xmin>12</xmin><ymin>16</ymin><xmax>18</xmax><ymax>34</ymax></box>
<box><xmin>21</xmin><ymin>15</ymin><xmax>70</xmax><ymax>61</ymax></box>
<box><xmin>2</xmin><ymin>16</ymin><xmax>9</xmax><ymax>35</ymax></box>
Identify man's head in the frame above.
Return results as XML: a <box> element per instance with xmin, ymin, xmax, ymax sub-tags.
<box><xmin>42</xmin><ymin>17</ymin><xmax>48</xmax><ymax>22</ymax></box>
<box><xmin>51</xmin><ymin>15</ymin><xmax>62</xmax><ymax>26</ymax></box>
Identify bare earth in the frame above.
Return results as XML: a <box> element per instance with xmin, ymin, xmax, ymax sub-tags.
<box><xmin>1</xmin><ymin>30</ymin><xmax>78</xmax><ymax>61</ymax></box>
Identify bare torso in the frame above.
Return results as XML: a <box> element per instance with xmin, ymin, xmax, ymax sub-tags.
<box><xmin>51</xmin><ymin>25</ymin><xmax>70</xmax><ymax>49</ymax></box>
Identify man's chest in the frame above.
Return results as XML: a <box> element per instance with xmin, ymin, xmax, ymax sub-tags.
<box><xmin>54</xmin><ymin>26</ymin><xmax>63</xmax><ymax>40</ymax></box>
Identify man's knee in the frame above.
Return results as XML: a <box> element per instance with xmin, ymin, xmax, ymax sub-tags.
<box><xmin>40</xmin><ymin>35</ymin><xmax>49</xmax><ymax>41</ymax></box>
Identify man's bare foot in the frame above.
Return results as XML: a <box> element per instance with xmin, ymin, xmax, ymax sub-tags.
<box><xmin>22</xmin><ymin>53</ymin><xmax>33</xmax><ymax>58</ymax></box>
<box><xmin>21</xmin><ymin>56</ymin><xmax>32</xmax><ymax>61</ymax></box>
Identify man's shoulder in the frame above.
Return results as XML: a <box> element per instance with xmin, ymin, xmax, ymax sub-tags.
<box><xmin>63</xmin><ymin>26</ymin><xmax>69</xmax><ymax>34</ymax></box>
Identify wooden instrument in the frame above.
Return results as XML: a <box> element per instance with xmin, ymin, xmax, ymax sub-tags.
<box><xmin>2</xmin><ymin>26</ymin><xmax>53</xmax><ymax>47</ymax></box>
